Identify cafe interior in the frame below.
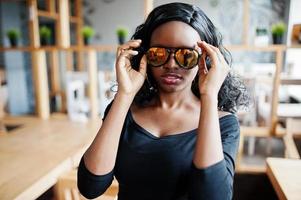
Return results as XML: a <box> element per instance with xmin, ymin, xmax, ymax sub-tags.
<box><xmin>0</xmin><ymin>0</ymin><xmax>301</xmax><ymax>199</ymax></box>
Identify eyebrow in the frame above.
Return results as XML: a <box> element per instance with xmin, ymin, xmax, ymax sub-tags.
<box><xmin>149</xmin><ymin>45</ymin><xmax>195</xmax><ymax>49</ymax></box>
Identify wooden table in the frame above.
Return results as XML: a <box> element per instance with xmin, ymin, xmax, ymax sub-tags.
<box><xmin>266</xmin><ymin>157</ymin><xmax>301</xmax><ymax>200</ymax></box>
<box><xmin>0</xmin><ymin>114</ymin><xmax>100</xmax><ymax>200</ymax></box>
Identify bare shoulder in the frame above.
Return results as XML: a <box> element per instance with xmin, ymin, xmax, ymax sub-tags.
<box><xmin>218</xmin><ymin>111</ymin><xmax>233</xmax><ymax>119</ymax></box>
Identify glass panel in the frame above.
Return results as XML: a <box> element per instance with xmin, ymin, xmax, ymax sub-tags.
<box><xmin>69</xmin><ymin>0</ymin><xmax>76</xmax><ymax>16</ymax></box>
<box><xmin>250</xmin><ymin>0</ymin><xmax>288</xmax><ymax>45</ymax></box>
<box><xmin>37</xmin><ymin>0</ymin><xmax>47</xmax><ymax>11</ymax></box>
<box><xmin>195</xmin><ymin>0</ymin><xmax>244</xmax><ymax>45</ymax></box>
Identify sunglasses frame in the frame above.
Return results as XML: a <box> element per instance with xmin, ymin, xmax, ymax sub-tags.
<box><xmin>146</xmin><ymin>46</ymin><xmax>201</xmax><ymax>69</ymax></box>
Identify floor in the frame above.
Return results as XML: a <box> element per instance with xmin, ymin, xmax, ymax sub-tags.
<box><xmin>241</xmin><ymin>136</ymin><xmax>285</xmax><ymax>167</ymax></box>
<box><xmin>233</xmin><ymin>173</ymin><xmax>278</xmax><ymax>200</ymax></box>
<box><xmin>233</xmin><ymin>136</ymin><xmax>285</xmax><ymax>200</ymax></box>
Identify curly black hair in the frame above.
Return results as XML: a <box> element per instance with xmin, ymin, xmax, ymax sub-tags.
<box><xmin>130</xmin><ymin>2</ymin><xmax>250</xmax><ymax>113</ymax></box>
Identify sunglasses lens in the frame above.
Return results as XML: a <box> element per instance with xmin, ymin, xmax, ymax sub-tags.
<box><xmin>146</xmin><ymin>47</ymin><xmax>169</xmax><ymax>67</ymax></box>
<box><xmin>146</xmin><ymin>47</ymin><xmax>199</xmax><ymax>69</ymax></box>
<box><xmin>175</xmin><ymin>49</ymin><xmax>199</xmax><ymax>69</ymax></box>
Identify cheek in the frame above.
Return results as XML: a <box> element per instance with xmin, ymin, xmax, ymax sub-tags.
<box><xmin>149</xmin><ymin>67</ymin><xmax>161</xmax><ymax>79</ymax></box>
<box><xmin>188</xmin><ymin>68</ymin><xmax>199</xmax><ymax>82</ymax></box>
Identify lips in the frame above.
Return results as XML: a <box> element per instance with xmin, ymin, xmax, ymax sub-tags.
<box><xmin>161</xmin><ymin>73</ymin><xmax>183</xmax><ymax>85</ymax></box>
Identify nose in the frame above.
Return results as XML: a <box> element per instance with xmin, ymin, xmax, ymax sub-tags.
<box><xmin>162</xmin><ymin>53</ymin><xmax>179</xmax><ymax>69</ymax></box>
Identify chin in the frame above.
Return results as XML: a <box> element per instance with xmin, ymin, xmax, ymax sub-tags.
<box><xmin>158</xmin><ymin>82</ymin><xmax>188</xmax><ymax>93</ymax></box>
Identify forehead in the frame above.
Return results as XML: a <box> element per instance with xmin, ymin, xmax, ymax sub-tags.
<box><xmin>150</xmin><ymin>21</ymin><xmax>201</xmax><ymax>48</ymax></box>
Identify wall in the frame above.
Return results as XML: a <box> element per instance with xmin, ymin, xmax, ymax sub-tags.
<box><xmin>82</xmin><ymin>0</ymin><xmax>144</xmax><ymax>45</ymax></box>
<box><xmin>0</xmin><ymin>3</ymin><xmax>3</xmax><ymax>69</ymax></box>
<box><xmin>0</xmin><ymin>2</ymin><xmax>33</xmax><ymax>115</ymax></box>
<box><xmin>154</xmin><ymin>0</ymin><xmax>244</xmax><ymax>45</ymax></box>
<box><xmin>83</xmin><ymin>0</ymin><xmax>287</xmax><ymax>46</ymax></box>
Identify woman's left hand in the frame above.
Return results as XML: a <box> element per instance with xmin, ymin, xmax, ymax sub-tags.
<box><xmin>196</xmin><ymin>41</ymin><xmax>230</xmax><ymax>98</ymax></box>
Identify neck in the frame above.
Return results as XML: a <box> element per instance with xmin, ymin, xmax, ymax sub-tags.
<box><xmin>156</xmin><ymin>89</ymin><xmax>197</xmax><ymax>109</ymax></box>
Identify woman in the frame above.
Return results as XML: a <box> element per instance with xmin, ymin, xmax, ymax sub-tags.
<box><xmin>78</xmin><ymin>2</ymin><xmax>249</xmax><ymax>200</ymax></box>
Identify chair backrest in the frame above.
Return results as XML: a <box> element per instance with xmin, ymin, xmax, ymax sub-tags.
<box><xmin>0</xmin><ymin>76</ymin><xmax>5</xmax><ymax>118</ymax></box>
<box><xmin>255</xmin><ymin>79</ymin><xmax>273</xmax><ymax>127</ymax></box>
<box><xmin>283</xmin><ymin>118</ymin><xmax>301</xmax><ymax>159</ymax></box>
<box><xmin>66</xmin><ymin>72</ymin><xmax>89</xmax><ymax>122</ymax></box>
<box><xmin>240</xmin><ymin>77</ymin><xmax>257</xmax><ymax>126</ymax></box>
<box><xmin>0</xmin><ymin>76</ymin><xmax>7</xmax><ymax>134</ymax></box>
<box><xmin>286</xmin><ymin>118</ymin><xmax>301</xmax><ymax>136</ymax></box>
<box><xmin>66</xmin><ymin>80</ymin><xmax>85</xmax><ymax>108</ymax></box>
<box><xmin>65</xmin><ymin>71</ymin><xmax>115</xmax><ymax>121</ymax></box>
<box><xmin>98</xmin><ymin>71</ymin><xmax>114</xmax><ymax>117</ymax></box>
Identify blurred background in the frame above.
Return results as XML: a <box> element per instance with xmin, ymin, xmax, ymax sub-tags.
<box><xmin>0</xmin><ymin>0</ymin><xmax>301</xmax><ymax>200</ymax></box>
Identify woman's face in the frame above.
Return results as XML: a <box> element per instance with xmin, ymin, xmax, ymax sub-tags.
<box><xmin>149</xmin><ymin>21</ymin><xmax>200</xmax><ymax>94</ymax></box>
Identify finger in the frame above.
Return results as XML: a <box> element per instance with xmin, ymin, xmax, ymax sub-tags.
<box><xmin>205</xmin><ymin>42</ymin><xmax>219</xmax><ymax>52</ymax></box>
<box><xmin>117</xmin><ymin>40</ymin><xmax>142</xmax><ymax>55</ymax></box>
<box><xmin>197</xmin><ymin>41</ymin><xmax>218</xmax><ymax>67</ymax></box>
<box><xmin>117</xmin><ymin>50</ymin><xmax>138</xmax><ymax>69</ymax></box>
<box><xmin>203</xmin><ymin>43</ymin><xmax>228</xmax><ymax>65</ymax></box>
<box><xmin>205</xmin><ymin>43</ymin><xmax>230</xmax><ymax>73</ymax></box>
<box><xmin>117</xmin><ymin>44</ymin><xmax>140</xmax><ymax>57</ymax></box>
<box><xmin>195</xmin><ymin>44</ymin><xmax>204</xmax><ymax>67</ymax></box>
<box><xmin>194</xmin><ymin>44</ymin><xmax>202</xmax><ymax>55</ymax></box>
<box><xmin>123</xmin><ymin>39</ymin><xmax>142</xmax><ymax>49</ymax></box>
<box><xmin>121</xmin><ymin>39</ymin><xmax>142</xmax><ymax>47</ymax></box>
<box><xmin>119</xmin><ymin>50</ymin><xmax>138</xmax><ymax>60</ymax></box>
<box><xmin>197</xmin><ymin>41</ymin><xmax>218</xmax><ymax>59</ymax></box>
<box><xmin>138</xmin><ymin>55</ymin><xmax>147</xmax><ymax>76</ymax></box>
<box><xmin>199</xmin><ymin>55</ymin><xmax>207</xmax><ymax>76</ymax></box>
<box><xmin>198</xmin><ymin>49</ymin><xmax>208</xmax><ymax>73</ymax></box>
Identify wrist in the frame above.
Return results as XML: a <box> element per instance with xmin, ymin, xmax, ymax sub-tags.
<box><xmin>200</xmin><ymin>93</ymin><xmax>218</xmax><ymax>102</ymax></box>
<box><xmin>115</xmin><ymin>92</ymin><xmax>135</xmax><ymax>103</ymax></box>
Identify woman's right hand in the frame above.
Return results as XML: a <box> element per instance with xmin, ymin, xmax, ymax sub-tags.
<box><xmin>115</xmin><ymin>39</ymin><xmax>147</xmax><ymax>96</ymax></box>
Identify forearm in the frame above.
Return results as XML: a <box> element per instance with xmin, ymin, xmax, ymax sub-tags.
<box><xmin>193</xmin><ymin>95</ymin><xmax>224</xmax><ymax>168</ymax></box>
<box><xmin>84</xmin><ymin>92</ymin><xmax>134</xmax><ymax>175</ymax></box>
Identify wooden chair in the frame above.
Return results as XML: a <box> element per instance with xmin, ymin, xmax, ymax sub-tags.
<box><xmin>54</xmin><ymin>169</ymin><xmax>118</xmax><ymax>200</ymax></box>
<box><xmin>66</xmin><ymin>72</ymin><xmax>90</xmax><ymax>122</ymax></box>
<box><xmin>98</xmin><ymin>71</ymin><xmax>114</xmax><ymax>117</ymax></box>
<box><xmin>0</xmin><ymin>121</ymin><xmax>6</xmax><ymax>135</ymax></box>
<box><xmin>283</xmin><ymin>118</ymin><xmax>301</xmax><ymax>159</ymax></box>
<box><xmin>65</xmin><ymin>71</ymin><xmax>115</xmax><ymax>121</ymax></box>
<box><xmin>236</xmin><ymin>75</ymin><xmax>301</xmax><ymax>172</ymax></box>
<box><xmin>236</xmin><ymin>77</ymin><xmax>277</xmax><ymax>172</ymax></box>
